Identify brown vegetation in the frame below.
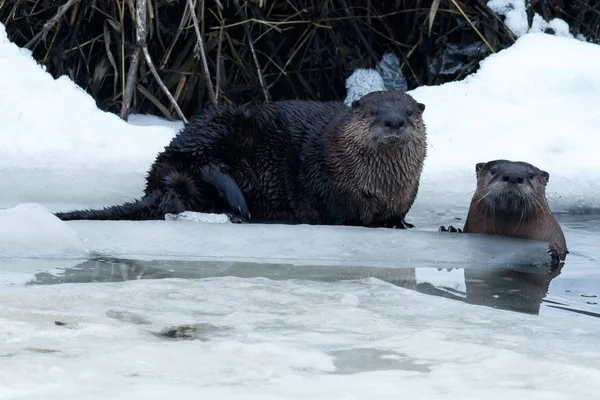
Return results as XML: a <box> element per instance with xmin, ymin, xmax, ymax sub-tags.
<box><xmin>1</xmin><ymin>0</ymin><xmax>598</xmax><ymax>121</ymax></box>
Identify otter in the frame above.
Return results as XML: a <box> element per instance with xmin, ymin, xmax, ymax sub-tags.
<box><xmin>440</xmin><ymin>160</ymin><xmax>568</xmax><ymax>263</ymax></box>
<box><xmin>55</xmin><ymin>90</ymin><xmax>428</xmax><ymax>228</ymax></box>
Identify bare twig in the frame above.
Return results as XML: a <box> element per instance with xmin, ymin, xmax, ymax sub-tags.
<box><xmin>449</xmin><ymin>0</ymin><xmax>496</xmax><ymax>53</ymax></box>
<box><xmin>215</xmin><ymin>20</ymin><xmax>225</xmax><ymax>102</ymax></box>
<box><xmin>186</xmin><ymin>0</ymin><xmax>217</xmax><ymax>104</ymax></box>
<box><xmin>141</xmin><ymin>47</ymin><xmax>187</xmax><ymax>122</ymax></box>
<box><xmin>120</xmin><ymin>48</ymin><xmax>141</xmax><ymax>120</ymax></box>
<box><xmin>338</xmin><ymin>0</ymin><xmax>379</xmax><ymax>66</ymax></box>
<box><xmin>137</xmin><ymin>0</ymin><xmax>188</xmax><ymax>122</ymax></box>
<box><xmin>25</xmin><ymin>0</ymin><xmax>81</xmax><ymax>49</ymax></box>
<box><xmin>233</xmin><ymin>0</ymin><xmax>270</xmax><ymax>102</ymax></box>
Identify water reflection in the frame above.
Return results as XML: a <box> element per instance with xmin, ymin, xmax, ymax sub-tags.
<box><xmin>27</xmin><ymin>254</ymin><xmax>595</xmax><ymax>318</ymax></box>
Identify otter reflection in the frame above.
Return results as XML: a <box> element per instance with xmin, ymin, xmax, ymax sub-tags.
<box><xmin>28</xmin><ymin>256</ymin><xmax>568</xmax><ymax>316</ymax></box>
<box><xmin>461</xmin><ymin>263</ymin><xmax>564</xmax><ymax>315</ymax></box>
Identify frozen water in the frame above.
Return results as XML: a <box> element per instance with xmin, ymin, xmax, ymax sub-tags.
<box><xmin>59</xmin><ymin>218</ymin><xmax>554</xmax><ymax>268</ymax></box>
<box><xmin>1</xmin><ymin>276</ymin><xmax>600</xmax><ymax>399</ymax></box>
<box><xmin>164</xmin><ymin>211</ymin><xmax>231</xmax><ymax>223</ymax></box>
<box><xmin>344</xmin><ymin>68</ymin><xmax>387</xmax><ymax>106</ymax></box>
<box><xmin>345</xmin><ymin>52</ymin><xmax>407</xmax><ymax>107</ymax></box>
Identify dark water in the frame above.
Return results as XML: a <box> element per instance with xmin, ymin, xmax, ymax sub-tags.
<box><xmin>25</xmin><ymin>213</ymin><xmax>599</xmax><ymax>320</ymax></box>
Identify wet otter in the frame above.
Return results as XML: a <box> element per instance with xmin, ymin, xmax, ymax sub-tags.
<box><xmin>56</xmin><ymin>90</ymin><xmax>428</xmax><ymax>228</ymax></box>
<box><xmin>440</xmin><ymin>160</ymin><xmax>568</xmax><ymax>263</ymax></box>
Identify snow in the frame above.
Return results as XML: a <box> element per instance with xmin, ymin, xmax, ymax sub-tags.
<box><xmin>1</xmin><ymin>277</ymin><xmax>600</xmax><ymax>399</ymax></box>
<box><xmin>408</xmin><ymin>32</ymin><xmax>600</xmax><ymax>213</ymax></box>
<box><xmin>1</xmin><ymin>19</ymin><xmax>600</xmax><ymax>399</ymax></box>
<box><xmin>0</xmin><ymin>203</ymin><xmax>88</xmax><ymax>259</ymax></box>
<box><xmin>486</xmin><ymin>0</ymin><xmax>578</xmax><ymax>40</ymax></box>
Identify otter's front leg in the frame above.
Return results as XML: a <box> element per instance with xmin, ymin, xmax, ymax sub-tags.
<box><xmin>381</xmin><ymin>215</ymin><xmax>415</xmax><ymax>229</ymax></box>
<box><xmin>199</xmin><ymin>164</ymin><xmax>251</xmax><ymax>222</ymax></box>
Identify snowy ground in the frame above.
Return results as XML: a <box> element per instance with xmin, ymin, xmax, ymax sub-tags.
<box><xmin>1</xmin><ymin>16</ymin><xmax>600</xmax><ymax>400</ymax></box>
<box><xmin>2</xmin><ymin>277</ymin><xmax>600</xmax><ymax>399</ymax></box>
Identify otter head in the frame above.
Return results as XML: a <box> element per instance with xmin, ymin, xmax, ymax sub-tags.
<box><xmin>473</xmin><ymin>160</ymin><xmax>549</xmax><ymax>218</ymax></box>
<box><xmin>350</xmin><ymin>91</ymin><xmax>426</xmax><ymax>146</ymax></box>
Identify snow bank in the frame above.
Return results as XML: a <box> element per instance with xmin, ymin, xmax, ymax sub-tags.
<box><xmin>487</xmin><ymin>0</ymin><xmax>580</xmax><ymax>40</ymax></box>
<box><xmin>0</xmin><ymin>203</ymin><xmax>88</xmax><ymax>259</ymax></box>
<box><xmin>0</xmin><ymin>277</ymin><xmax>599</xmax><ymax>399</ymax></box>
<box><xmin>0</xmin><ymin>23</ymin><xmax>176</xmax><ymax>210</ymax></box>
<box><xmin>410</xmin><ymin>32</ymin><xmax>600</xmax><ymax>213</ymax></box>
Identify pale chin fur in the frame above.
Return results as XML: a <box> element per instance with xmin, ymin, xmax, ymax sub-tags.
<box><xmin>371</xmin><ymin>126</ymin><xmax>413</xmax><ymax>146</ymax></box>
<box><xmin>486</xmin><ymin>181</ymin><xmax>536</xmax><ymax>216</ymax></box>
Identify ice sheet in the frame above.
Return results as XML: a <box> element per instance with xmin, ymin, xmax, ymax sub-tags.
<box><xmin>1</xmin><ymin>277</ymin><xmax>599</xmax><ymax>399</ymax></box>
<box><xmin>58</xmin><ymin>218</ymin><xmax>553</xmax><ymax>270</ymax></box>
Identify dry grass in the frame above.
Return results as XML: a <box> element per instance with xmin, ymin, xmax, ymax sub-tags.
<box><xmin>1</xmin><ymin>0</ymin><xmax>598</xmax><ymax>121</ymax></box>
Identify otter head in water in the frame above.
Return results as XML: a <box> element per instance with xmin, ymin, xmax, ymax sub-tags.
<box><xmin>350</xmin><ymin>90</ymin><xmax>426</xmax><ymax>146</ymax></box>
<box><xmin>440</xmin><ymin>159</ymin><xmax>567</xmax><ymax>263</ymax></box>
<box><xmin>472</xmin><ymin>160</ymin><xmax>550</xmax><ymax>219</ymax></box>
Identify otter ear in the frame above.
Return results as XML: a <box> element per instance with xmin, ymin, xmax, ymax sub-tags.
<box><xmin>416</xmin><ymin>102</ymin><xmax>426</xmax><ymax>112</ymax></box>
<box><xmin>351</xmin><ymin>100</ymin><xmax>362</xmax><ymax>109</ymax></box>
<box><xmin>540</xmin><ymin>170</ymin><xmax>549</xmax><ymax>184</ymax></box>
<box><xmin>475</xmin><ymin>162</ymin><xmax>486</xmax><ymax>173</ymax></box>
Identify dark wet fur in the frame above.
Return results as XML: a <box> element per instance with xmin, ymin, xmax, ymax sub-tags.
<box><xmin>56</xmin><ymin>90</ymin><xmax>427</xmax><ymax>227</ymax></box>
<box><xmin>440</xmin><ymin>159</ymin><xmax>568</xmax><ymax>263</ymax></box>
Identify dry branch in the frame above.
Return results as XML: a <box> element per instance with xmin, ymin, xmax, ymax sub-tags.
<box><xmin>136</xmin><ymin>0</ymin><xmax>187</xmax><ymax>122</ymax></box>
<box><xmin>233</xmin><ymin>0</ymin><xmax>270</xmax><ymax>102</ymax></box>
<box><xmin>3</xmin><ymin>0</ymin><xmax>597</xmax><ymax>119</ymax></box>
<box><xmin>187</xmin><ymin>0</ymin><xmax>217</xmax><ymax>104</ymax></box>
<box><xmin>24</xmin><ymin>0</ymin><xmax>81</xmax><ymax>49</ymax></box>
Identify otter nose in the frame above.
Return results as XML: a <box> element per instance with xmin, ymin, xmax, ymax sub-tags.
<box><xmin>383</xmin><ymin>115</ymin><xmax>405</xmax><ymax>129</ymax></box>
<box><xmin>502</xmin><ymin>174</ymin><xmax>524</xmax><ymax>184</ymax></box>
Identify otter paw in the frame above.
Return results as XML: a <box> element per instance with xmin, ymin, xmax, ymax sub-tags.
<box><xmin>398</xmin><ymin>216</ymin><xmax>414</xmax><ymax>229</ymax></box>
<box><xmin>439</xmin><ymin>225</ymin><xmax>462</xmax><ymax>233</ymax></box>
<box><xmin>228</xmin><ymin>214</ymin><xmax>248</xmax><ymax>224</ymax></box>
<box><xmin>547</xmin><ymin>245</ymin><xmax>562</xmax><ymax>265</ymax></box>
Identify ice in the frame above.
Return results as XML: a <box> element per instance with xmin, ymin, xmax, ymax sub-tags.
<box><xmin>1</xmin><ymin>277</ymin><xmax>599</xmax><ymax>399</ymax></box>
<box><xmin>344</xmin><ymin>52</ymin><xmax>408</xmax><ymax>107</ymax></box>
<box><xmin>344</xmin><ymin>68</ymin><xmax>387</xmax><ymax>106</ymax></box>
<box><xmin>164</xmin><ymin>211</ymin><xmax>231</xmax><ymax>223</ymax></box>
<box><xmin>63</xmin><ymin>218</ymin><xmax>555</xmax><ymax>269</ymax></box>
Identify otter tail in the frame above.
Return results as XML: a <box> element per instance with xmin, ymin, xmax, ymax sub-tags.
<box><xmin>54</xmin><ymin>192</ymin><xmax>174</xmax><ymax>221</ymax></box>
<box><xmin>55</xmin><ymin>166</ymin><xmax>251</xmax><ymax>222</ymax></box>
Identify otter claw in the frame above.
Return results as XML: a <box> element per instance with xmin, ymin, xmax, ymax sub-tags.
<box><xmin>400</xmin><ymin>216</ymin><xmax>415</xmax><ymax>229</ymax></box>
<box><xmin>439</xmin><ymin>225</ymin><xmax>462</xmax><ymax>233</ymax></box>
<box><xmin>546</xmin><ymin>245</ymin><xmax>562</xmax><ymax>265</ymax></box>
<box><xmin>200</xmin><ymin>164</ymin><xmax>251</xmax><ymax>220</ymax></box>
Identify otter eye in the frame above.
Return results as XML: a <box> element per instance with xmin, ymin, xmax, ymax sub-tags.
<box><xmin>370</xmin><ymin>110</ymin><xmax>378</xmax><ymax>116</ymax></box>
<box><xmin>490</xmin><ymin>168</ymin><xmax>497</xmax><ymax>175</ymax></box>
<box><xmin>407</xmin><ymin>110</ymin><xmax>413</xmax><ymax>117</ymax></box>
<box><xmin>528</xmin><ymin>173</ymin><xmax>535</xmax><ymax>179</ymax></box>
